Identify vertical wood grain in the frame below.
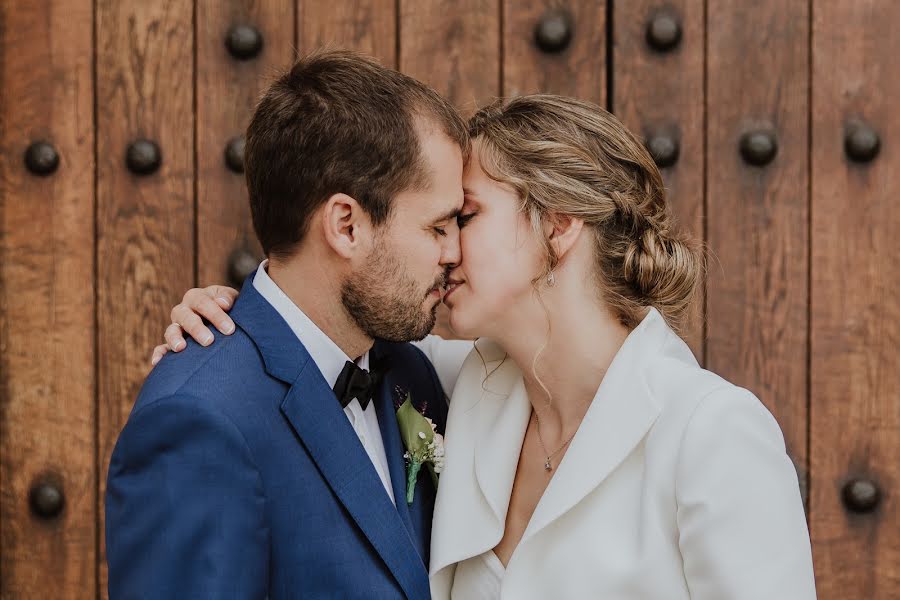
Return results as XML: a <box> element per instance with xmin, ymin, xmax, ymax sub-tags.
<box><xmin>613</xmin><ymin>0</ymin><xmax>705</xmax><ymax>357</ymax></box>
<box><xmin>705</xmin><ymin>0</ymin><xmax>810</xmax><ymax>497</ymax></box>
<box><xmin>300</xmin><ymin>0</ymin><xmax>396</xmax><ymax>67</ymax></box>
<box><xmin>0</xmin><ymin>1</ymin><xmax>96</xmax><ymax>597</ymax></box>
<box><xmin>197</xmin><ymin>0</ymin><xmax>294</xmax><ymax>288</ymax></box>
<box><xmin>503</xmin><ymin>0</ymin><xmax>606</xmax><ymax>104</ymax></box>
<box><xmin>95</xmin><ymin>0</ymin><xmax>195</xmax><ymax>595</ymax></box>
<box><xmin>400</xmin><ymin>0</ymin><xmax>499</xmax><ymax>115</ymax></box>
<box><xmin>810</xmin><ymin>1</ymin><xmax>900</xmax><ymax>596</ymax></box>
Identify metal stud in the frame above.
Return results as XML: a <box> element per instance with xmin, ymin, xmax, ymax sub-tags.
<box><xmin>646</xmin><ymin>10</ymin><xmax>682</xmax><ymax>52</ymax></box>
<box><xmin>842</xmin><ymin>477</ymin><xmax>881</xmax><ymax>514</ymax></box>
<box><xmin>645</xmin><ymin>132</ymin><xmax>680</xmax><ymax>168</ymax></box>
<box><xmin>844</xmin><ymin>121</ymin><xmax>880</xmax><ymax>163</ymax></box>
<box><xmin>24</xmin><ymin>141</ymin><xmax>60</xmax><ymax>176</ymax></box>
<box><xmin>226</xmin><ymin>24</ymin><xmax>264</xmax><ymax>60</ymax></box>
<box><xmin>29</xmin><ymin>480</ymin><xmax>65</xmax><ymax>519</ymax></box>
<box><xmin>228</xmin><ymin>247</ymin><xmax>259</xmax><ymax>287</ymax></box>
<box><xmin>125</xmin><ymin>139</ymin><xmax>162</xmax><ymax>175</ymax></box>
<box><xmin>224</xmin><ymin>136</ymin><xmax>245</xmax><ymax>173</ymax></box>
<box><xmin>739</xmin><ymin>129</ymin><xmax>778</xmax><ymax>167</ymax></box>
<box><xmin>534</xmin><ymin>9</ymin><xmax>573</xmax><ymax>54</ymax></box>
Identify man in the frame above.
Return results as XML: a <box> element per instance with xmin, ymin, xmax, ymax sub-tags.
<box><xmin>105</xmin><ymin>50</ymin><xmax>468</xmax><ymax>599</ymax></box>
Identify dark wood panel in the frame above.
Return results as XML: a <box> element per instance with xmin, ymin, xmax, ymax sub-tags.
<box><xmin>300</xmin><ymin>0</ymin><xmax>396</xmax><ymax>67</ymax></box>
<box><xmin>503</xmin><ymin>0</ymin><xmax>606</xmax><ymax>104</ymax></box>
<box><xmin>705</xmin><ymin>1</ymin><xmax>809</xmax><ymax>491</ymax></box>
<box><xmin>810</xmin><ymin>1</ymin><xmax>900</xmax><ymax>597</ymax></box>
<box><xmin>95</xmin><ymin>0</ymin><xmax>195</xmax><ymax>596</ymax></box>
<box><xmin>197</xmin><ymin>0</ymin><xmax>294</xmax><ymax>287</ymax></box>
<box><xmin>0</xmin><ymin>2</ymin><xmax>96</xmax><ymax>598</ymax></box>
<box><xmin>613</xmin><ymin>0</ymin><xmax>704</xmax><ymax>359</ymax></box>
<box><xmin>400</xmin><ymin>0</ymin><xmax>500</xmax><ymax>114</ymax></box>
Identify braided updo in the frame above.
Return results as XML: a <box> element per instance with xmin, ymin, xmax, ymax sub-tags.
<box><xmin>468</xmin><ymin>94</ymin><xmax>702</xmax><ymax>334</ymax></box>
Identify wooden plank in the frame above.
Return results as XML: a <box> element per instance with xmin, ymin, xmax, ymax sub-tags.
<box><xmin>705</xmin><ymin>1</ymin><xmax>809</xmax><ymax>494</ymax></box>
<box><xmin>95</xmin><ymin>0</ymin><xmax>195</xmax><ymax>596</ymax></box>
<box><xmin>0</xmin><ymin>1</ymin><xmax>96</xmax><ymax>598</ymax></box>
<box><xmin>400</xmin><ymin>0</ymin><xmax>500</xmax><ymax>114</ymax></box>
<box><xmin>197</xmin><ymin>0</ymin><xmax>294</xmax><ymax>287</ymax></box>
<box><xmin>613</xmin><ymin>0</ymin><xmax>704</xmax><ymax>358</ymax></box>
<box><xmin>503</xmin><ymin>0</ymin><xmax>606</xmax><ymax>105</ymax></box>
<box><xmin>810</xmin><ymin>1</ymin><xmax>900</xmax><ymax>596</ymax></box>
<box><xmin>300</xmin><ymin>0</ymin><xmax>396</xmax><ymax>67</ymax></box>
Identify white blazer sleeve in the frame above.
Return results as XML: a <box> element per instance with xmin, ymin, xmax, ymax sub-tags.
<box><xmin>675</xmin><ymin>388</ymin><xmax>817</xmax><ymax>600</ymax></box>
<box><xmin>411</xmin><ymin>336</ymin><xmax>473</xmax><ymax>399</ymax></box>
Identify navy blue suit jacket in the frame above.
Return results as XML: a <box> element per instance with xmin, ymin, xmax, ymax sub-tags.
<box><xmin>105</xmin><ymin>273</ymin><xmax>447</xmax><ymax>599</ymax></box>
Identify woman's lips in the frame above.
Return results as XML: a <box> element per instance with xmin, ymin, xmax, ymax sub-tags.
<box><xmin>443</xmin><ymin>281</ymin><xmax>464</xmax><ymax>302</ymax></box>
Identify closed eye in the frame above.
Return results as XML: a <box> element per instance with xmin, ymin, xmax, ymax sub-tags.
<box><xmin>433</xmin><ymin>226</ymin><xmax>447</xmax><ymax>237</ymax></box>
<box><xmin>457</xmin><ymin>213</ymin><xmax>476</xmax><ymax>228</ymax></box>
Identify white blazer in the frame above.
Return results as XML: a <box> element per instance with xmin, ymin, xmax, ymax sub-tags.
<box><xmin>429</xmin><ymin>308</ymin><xmax>817</xmax><ymax>599</ymax></box>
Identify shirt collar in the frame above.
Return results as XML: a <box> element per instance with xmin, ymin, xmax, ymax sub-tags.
<box><xmin>252</xmin><ymin>259</ymin><xmax>368</xmax><ymax>387</ymax></box>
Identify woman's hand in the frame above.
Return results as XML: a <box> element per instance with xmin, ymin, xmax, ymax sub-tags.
<box><xmin>150</xmin><ymin>285</ymin><xmax>240</xmax><ymax>366</ymax></box>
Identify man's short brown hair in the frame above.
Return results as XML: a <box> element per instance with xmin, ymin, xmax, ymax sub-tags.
<box><xmin>245</xmin><ymin>49</ymin><xmax>469</xmax><ymax>259</ymax></box>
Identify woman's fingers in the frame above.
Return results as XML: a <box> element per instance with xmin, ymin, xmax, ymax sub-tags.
<box><xmin>164</xmin><ymin>322</ymin><xmax>188</xmax><ymax>351</ymax></box>
<box><xmin>150</xmin><ymin>344</ymin><xmax>170</xmax><ymax>366</ymax></box>
<box><xmin>205</xmin><ymin>285</ymin><xmax>239</xmax><ymax>311</ymax></box>
<box><xmin>184</xmin><ymin>287</ymin><xmax>236</xmax><ymax>335</ymax></box>
<box><xmin>170</xmin><ymin>301</ymin><xmax>215</xmax><ymax>346</ymax></box>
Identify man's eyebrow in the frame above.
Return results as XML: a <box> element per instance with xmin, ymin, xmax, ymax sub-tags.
<box><xmin>431</xmin><ymin>207</ymin><xmax>462</xmax><ymax>223</ymax></box>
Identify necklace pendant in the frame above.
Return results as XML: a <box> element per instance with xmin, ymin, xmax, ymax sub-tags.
<box><xmin>544</xmin><ymin>460</ymin><xmax>552</xmax><ymax>472</ymax></box>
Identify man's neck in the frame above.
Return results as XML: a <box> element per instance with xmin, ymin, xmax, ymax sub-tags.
<box><xmin>266</xmin><ymin>256</ymin><xmax>374</xmax><ymax>360</ymax></box>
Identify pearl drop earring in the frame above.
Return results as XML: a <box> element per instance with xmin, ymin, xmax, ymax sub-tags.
<box><xmin>547</xmin><ymin>270</ymin><xmax>555</xmax><ymax>287</ymax></box>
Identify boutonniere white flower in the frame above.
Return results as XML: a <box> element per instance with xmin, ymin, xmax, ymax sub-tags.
<box><xmin>396</xmin><ymin>392</ymin><xmax>444</xmax><ymax>505</ymax></box>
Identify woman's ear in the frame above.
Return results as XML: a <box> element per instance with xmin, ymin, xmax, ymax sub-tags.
<box><xmin>544</xmin><ymin>212</ymin><xmax>584</xmax><ymax>262</ymax></box>
<box><xmin>321</xmin><ymin>193</ymin><xmax>370</xmax><ymax>259</ymax></box>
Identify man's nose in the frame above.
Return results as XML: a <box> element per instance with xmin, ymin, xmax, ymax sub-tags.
<box><xmin>440</xmin><ymin>227</ymin><xmax>461</xmax><ymax>268</ymax></box>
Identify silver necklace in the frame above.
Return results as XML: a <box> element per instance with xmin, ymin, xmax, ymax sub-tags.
<box><xmin>532</xmin><ymin>411</ymin><xmax>576</xmax><ymax>471</ymax></box>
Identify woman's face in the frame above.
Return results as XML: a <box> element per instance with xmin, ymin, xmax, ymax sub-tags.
<box><xmin>443</xmin><ymin>139</ymin><xmax>546</xmax><ymax>338</ymax></box>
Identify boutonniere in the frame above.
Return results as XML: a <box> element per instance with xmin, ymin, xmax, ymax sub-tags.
<box><xmin>395</xmin><ymin>390</ymin><xmax>445</xmax><ymax>505</ymax></box>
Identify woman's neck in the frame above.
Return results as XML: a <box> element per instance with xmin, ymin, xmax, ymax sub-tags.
<box><xmin>494</xmin><ymin>290</ymin><xmax>631</xmax><ymax>443</ymax></box>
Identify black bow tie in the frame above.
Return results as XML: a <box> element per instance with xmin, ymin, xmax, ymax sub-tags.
<box><xmin>332</xmin><ymin>358</ymin><xmax>386</xmax><ymax>410</ymax></box>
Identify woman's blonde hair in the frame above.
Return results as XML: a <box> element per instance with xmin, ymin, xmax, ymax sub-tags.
<box><xmin>469</xmin><ymin>94</ymin><xmax>702</xmax><ymax>334</ymax></box>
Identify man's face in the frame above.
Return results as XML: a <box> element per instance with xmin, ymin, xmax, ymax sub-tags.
<box><xmin>342</xmin><ymin>122</ymin><xmax>464</xmax><ymax>342</ymax></box>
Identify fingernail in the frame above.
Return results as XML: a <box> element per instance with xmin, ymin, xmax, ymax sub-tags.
<box><xmin>151</xmin><ymin>356</ymin><xmax>160</xmax><ymax>366</ymax></box>
<box><xmin>217</xmin><ymin>296</ymin><xmax>232</xmax><ymax>308</ymax></box>
<box><xmin>201</xmin><ymin>334</ymin><xmax>214</xmax><ymax>345</ymax></box>
<box><xmin>221</xmin><ymin>321</ymin><xmax>235</xmax><ymax>334</ymax></box>
<box><xmin>173</xmin><ymin>340</ymin><xmax>185</xmax><ymax>351</ymax></box>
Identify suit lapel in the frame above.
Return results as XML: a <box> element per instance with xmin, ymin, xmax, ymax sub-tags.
<box><xmin>231</xmin><ymin>273</ymin><xmax>429</xmax><ymax>600</ymax></box>
<box><xmin>429</xmin><ymin>340</ymin><xmax>529</xmax><ymax>577</ymax></box>
<box><xmin>373</xmin><ymin>361</ymin><xmax>419</xmax><ymax>552</ymax></box>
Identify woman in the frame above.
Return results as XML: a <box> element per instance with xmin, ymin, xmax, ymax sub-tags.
<box><xmin>153</xmin><ymin>95</ymin><xmax>816</xmax><ymax>599</ymax></box>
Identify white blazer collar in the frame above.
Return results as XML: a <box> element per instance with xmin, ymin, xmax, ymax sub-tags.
<box><xmin>431</xmin><ymin>308</ymin><xmax>672</xmax><ymax>578</ymax></box>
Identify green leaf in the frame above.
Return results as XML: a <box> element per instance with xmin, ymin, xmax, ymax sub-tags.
<box><xmin>396</xmin><ymin>394</ymin><xmax>434</xmax><ymax>457</ymax></box>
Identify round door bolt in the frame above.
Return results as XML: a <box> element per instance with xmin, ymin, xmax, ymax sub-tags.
<box><xmin>224</xmin><ymin>136</ymin><xmax>245</xmax><ymax>173</ymax></box>
<box><xmin>645</xmin><ymin>133</ymin><xmax>680</xmax><ymax>168</ymax></box>
<box><xmin>844</xmin><ymin>122</ymin><xmax>880</xmax><ymax>163</ymax></box>
<box><xmin>842</xmin><ymin>477</ymin><xmax>881</xmax><ymax>514</ymax></box>
<box><xmin>739</xmin><ymin>129</ymin><xmax>778</xmax><ymax>166</ymax></box>
<box><xmin>24</xmin><ymin>141</ymin><xmax>60</xmax><ymax>176</ymax></box>
<box><xmin>534</xmin><ymin>9</ymin><xmax>574</xmax><ymax>54</ymax></box>
<box><xmin>29</xmin><ymin>480</ymin><xmax>65</xmax><ymax>519</ymax></box>
<box><xmin>646</xmin><ymin>11</ymin><xmax>682</xmax><ymax>52</ymax></box>
<box><xmin>229</xmin><ymin>247</ymin><xmax>259</xmax><ymax>287</ymax></box>
<box><xmin>226</xmin><ymin>24</ymin><xmax>264</xmax><ymax>60</ymax></box>
<box><xmin>125</xmin><ymin>139</ymin><xmax>162</xmax><ymax>175</ymax></box>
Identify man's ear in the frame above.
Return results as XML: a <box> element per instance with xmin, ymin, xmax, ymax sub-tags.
<box><xmin>543</xmin><ymin>212</ymin><xmax>585</xmax><ymax>262</ymax></box>
<box><xmin>321</xmin><ymin>193</ymin><xmax>371</xmax><ymax>259</ymax></box>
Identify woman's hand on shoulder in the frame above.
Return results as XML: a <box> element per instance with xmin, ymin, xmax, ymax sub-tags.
<box><xmin>150</xmin><ymin>285</ymin><xmax>240</xmax><ymax>366</ymax></box>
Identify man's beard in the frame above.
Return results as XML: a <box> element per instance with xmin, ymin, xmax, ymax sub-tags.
<box><xmin>341</xmin><ymin>240</ymin><xmax>446</xmax><ymax>343</ymax></box>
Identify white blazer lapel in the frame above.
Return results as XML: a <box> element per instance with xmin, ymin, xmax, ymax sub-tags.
<box><xmin>430</xmin><ymin>340</ymin><xmax>529</xmax><ymax>577</ymax></box>
<box><xmin>521</xmin><ymin>309</ymin><xmax>668</xmax><ymax>544</ymax></box>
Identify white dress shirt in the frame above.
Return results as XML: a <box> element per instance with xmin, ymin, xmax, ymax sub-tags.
<box><xmin>253</xmin><ymin>260</ymin><xmax>395</xmax><ymax>504</ymax></box>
